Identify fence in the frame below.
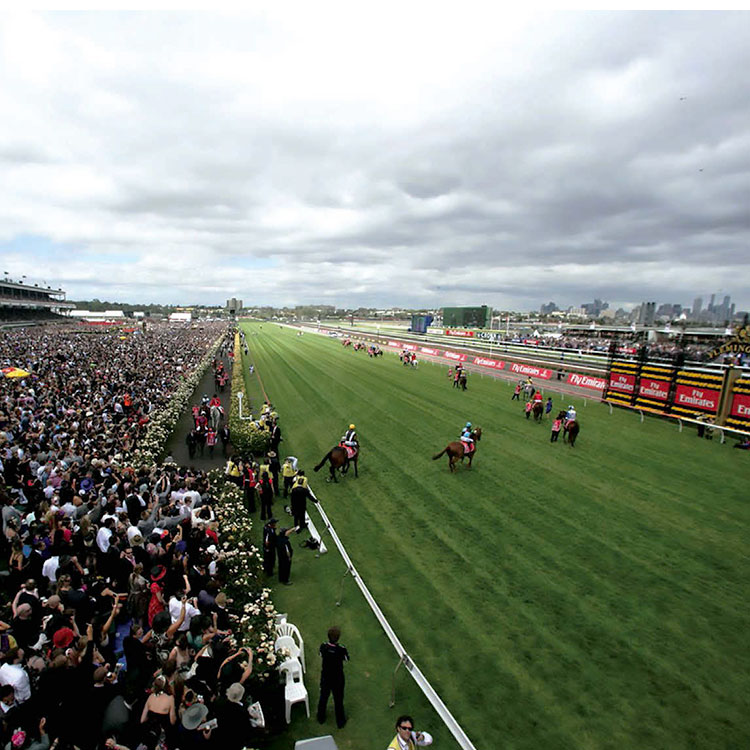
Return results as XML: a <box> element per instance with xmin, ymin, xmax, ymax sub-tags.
<box><xmin>307</xmin><ymin>485</ymin><xmax>478</xmax><ymax>750</ymax></box>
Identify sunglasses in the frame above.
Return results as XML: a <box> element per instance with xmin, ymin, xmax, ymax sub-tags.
<box><xmin>399</xmin><ymin>725</ymin><xmax>413</xmax><ymax>731</ymax></box>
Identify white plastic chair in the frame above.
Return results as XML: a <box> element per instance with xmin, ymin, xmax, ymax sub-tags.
<box><xmin>274</xmin><ymin>634</ymin><xmax>302</xmax><ymax>668</ymax></box>
<box><xmin>279</xmin><ymin>658</ymin><xmax>309</xmax><ymax>723</ymax></box>
<box><xmin>275</xmin><ymin>621</ymin><xmax>306</xmax><ymax>672</ymax></box>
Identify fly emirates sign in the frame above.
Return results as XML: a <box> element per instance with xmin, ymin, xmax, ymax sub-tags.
<box><xmin>674</xmin><ymin>385</ymin><xmax>720</xmax><ymax>413</ymax></box>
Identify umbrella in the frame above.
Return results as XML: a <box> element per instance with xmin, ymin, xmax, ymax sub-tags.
<box><xmin>1</xmin><ymin>367</ymin><xmax>30</xmax><ymax>379</ymax></box>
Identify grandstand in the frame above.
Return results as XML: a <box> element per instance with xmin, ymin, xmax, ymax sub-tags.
<box><xmin>0</xmin><ymin>277</ymin><xmax>75</xmax><ymax>325</ymax></box>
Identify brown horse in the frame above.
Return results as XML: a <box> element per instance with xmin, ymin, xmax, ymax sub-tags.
<box><xmin>314</xmin><ymin>445</ymin><xmax>359</xmax><ymax>482</ymax></box>
<box><xmin>432</xmin><ymin>428</ymin><xmax>482</xmax><ymax>472</ymax></box>
<box><xmin>532</xmin><ymin>402</ymin><xmax>544</xmax><ymax>421</ymax></box>
<box><xmin>557</xmin><ymin>411</ymin><xmax>580</xmax><ymax>447</ymax></box>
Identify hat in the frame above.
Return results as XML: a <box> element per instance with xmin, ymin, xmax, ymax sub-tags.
<box><xmin>52</xmin><ymin>627</ymin><xmax>76</xmax><ymax>649</ymax></box>
<box><xmin>226</xmin><ymin>682</ymin><xmax>245</xmax><ymax>703</ymax></box>
<box><xmin>182</xmin><ymin>702</ymin><xmax>209</xmax><ymax>730</ymax></box>
<box><xmin>267</xmin><ymin>451</ymin><xmax>276</xmax><ymax>458</ymax></box>
<box><xmin>206</xmin><ymin>544</ymin><xmax>217</xmax><ymax>555</ymax></box>
<box><xmin>267</xmin><ymin>517</ymin><xmax>278</xmax><ymax>525</ymax></box>
<box><xmin>11</xmin><ymin>730</ymin><xmax>26</xmax><ymax>748</ymax></box>
<box><xmin>175</xmin><ymin>540</ymin><xmax>188</xmax><ymax>553</ymax></box>
<box><xmin>150</xmin><ymin>565</ymin><xmax>166</xmax><ymax>582</ymax></box>
<box><xmin>131</xmin><ymin>534</ymin><xmax>143</xmax><ymax>546</ymax></box>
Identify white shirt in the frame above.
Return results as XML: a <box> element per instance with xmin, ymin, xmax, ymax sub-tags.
<box><xmin>96</xmin><ymin>526</ymin><xmax>113</xmax><ymax>553</ymax></box>
<box><xmin>0</xmin><ymin>663</ymin><xmax>31</xmax><ymax>703</ymax></box>
<box><xmin>168</xmin><ymin>597</ymin><xmax>200</xmax><ymax>631</ymax></box>
<box><xmin>42</xmin><ymin>555</ymin><xmax>60</xmax><ymax>584</ymax></box>
<box><xmin>393</xmin><ymin>731</ymin><xmax>433</xmax><ymax>749</ymax></box>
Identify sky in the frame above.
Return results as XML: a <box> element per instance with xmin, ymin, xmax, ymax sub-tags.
<box><xmin>0</xmin><ymin>8</ymin><xmax>749</xmax><ymax>311</ymax></box>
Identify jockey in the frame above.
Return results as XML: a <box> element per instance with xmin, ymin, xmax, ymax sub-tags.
<box><xmin>533</xmin><ymin>390</ymin><xmax>543</xmax><ymax>404</ymax></box>
<box><xmin>460</xmin><ymin>422</ymin><xmax>474</xmax><ymax>447</ymax></box>
<box><xmin>209</xmin><ymin>394</ymin><xmax>222</xmax><ymax>408</ymax></box>
<box><xmin>201</xmin><ymin>393</ymin><xmax>210</xmax><ymax>406</ymax></box>
<box><xmin>341</xmin><ymin>424</ymin><xmax>358</xmax><ymax>448</ymax></box>
<box><xmin>565</xmin><ymin>405</ymin><xmax>577</xmax><ymax>424</ymax></box>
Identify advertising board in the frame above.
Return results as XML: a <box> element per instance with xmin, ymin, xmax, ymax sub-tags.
<box><xmin>509</xmin><ymin>362</ymin><xmax>552</xmax><ymax>379</ymax></box>
<box><xmin>638</xmin><ymin>378</ymin><xmax>670</xmax><ymax>402</ymax></box>
<box><xmin>566</xmin><ymin>373</ymin><xmax>607</xmax><ymax>391</ymax></box>
<box><xmin>609</xmin><ymin>373</ymin><xmax>636</xmax><ymax>393</ymax></box>
<box><xmin>472</xmin><ymin>356</ymin><xmax>505</xmax><ymax>369</ymax></box>
<box><xmin>673</xmin><ymin>384</ymin><xmax>721</xmax><ymax>413</ymax></box>
<box><xmin>730</xmin><ymin>393</ymin><xmax>750</xmax><ymax>418</ymax></box>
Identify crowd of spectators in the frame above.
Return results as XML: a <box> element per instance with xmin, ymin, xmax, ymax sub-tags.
<box><xmin>0</xmin><ymin>323</ymin><xmax>267</xmax><ymax>750</ymax></box>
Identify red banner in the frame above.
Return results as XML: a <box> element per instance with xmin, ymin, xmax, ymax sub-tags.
<box><xmin>472</xmin><ymin>356</ymin><xmax>505</xmax><ymax>370</ymax></box>
<box><xmin>730</xmin><ymin>393</ymin><xmax>750</xmax><ymax>418</ymax></box>
<box><xmin>388</xmin><ymin>340</ymin><xmax>416</xmax><ymax>349</ymax></box>
<box><xmin>444</xmin><ymin>350</ymin><xmax>468</xmax><ymax>362</ymax></box>
<box><xmin>509</xmin><ymin>362</ymin><xmax>552</xmax><ymax>379</ymax></box>
<box><xmin>566</xmin><ymin>372</ymin><xmax>607</xmax><ymax>391</ymax></box>
<box><xmin>609</xmin><ymin>373</ymin><xmax>636</xmax><ymax>393</ymax></box>
<box><xmin>639</xmin><ymin>378</ymin><xmax>670</xmax><ymax>402</ymax></box>
<box><xmin>673</xmin><ymin>384</ymin><xmax>721</xmax><ymax>413</ymax></box>
<box><xmin>445</xmin><ymin>329</ymin><xmax>475</xmax><ymax>337</ymax></box>
<box><xmin>420</xmin><ymin>347</ymin><xmax>441</xmax><ymax>356</ymax></box>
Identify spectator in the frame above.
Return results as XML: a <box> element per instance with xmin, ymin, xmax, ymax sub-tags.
<box><xmin>316</xmin><ymin>626</ymin><xmax>349</xmax><ymax>729</ymax></box>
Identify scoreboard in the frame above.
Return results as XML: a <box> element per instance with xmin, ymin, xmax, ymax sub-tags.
<box><xmin>442</xmin><ymin>305</ymin><xmax>491</xmax><ymax>329</ymax></box>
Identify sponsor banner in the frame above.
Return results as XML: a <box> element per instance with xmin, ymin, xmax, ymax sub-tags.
<box><xmin>401</xmin><ymin>343</ymin><xmax>417</xmax><ymax>351</ymax></box>
<box><xmin>386</xmin><ymin>340</ymin><xmax>401</xmax><ymax>348</ymax></box>
<box><xmin>472</xmin><ymin>356</ymin><xmax>505</xmax><ymax>370</ymax></box>
<box><xmin>509</xmin><ymin>362</ymin><xmax>552</xmax><ymax>379</ymax></box>
<box><xmin>730</xmin><ymin>393</ymin><xmax>750</xmax><ymax>418</ymax></box>
<box><xmin>566</xmin><ymin>372</ymin><xmax>607</xmax><ymax>391</ymax></box>
<box><xmin>475</xmin><ymin>331</ymin><xmax>502</xmax><ymax>342</ymax></box>
<box><xmin>445</xmin><ymin>329</ymin><xmax>475</xmax><ymax>337</ymax></box>
<box><xmin>638</xmin><ymin>378</ymin><xmax>670</xmax><ymax>402</ymax></box>
<box><xmin>673</xmin><ymin>384</ymin><xmax>720</xmax><ymax>413</ymax></box>
<box><xmin>444</xmin><ymin>350</ymin><xmax>468</xmax><ymax>362</ymax></box>
<box><xmin>609</xmin><ymin>373</ymin><xmax>636</xmax><ymax>393</ymax></box>
<box><xmin>420</xmin><ymin>347</ymin><xmax>442</xmax><ymax>356</ymax></box>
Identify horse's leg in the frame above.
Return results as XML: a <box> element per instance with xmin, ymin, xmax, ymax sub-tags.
<box><xmin>353</xmin><ymin>457</ymin><xmax>358</xmax><ymax>477</ymax></box>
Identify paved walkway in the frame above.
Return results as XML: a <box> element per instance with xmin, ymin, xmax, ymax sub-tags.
<box><xmin>162</xmin><ymin>354</ymin><xmax>233</xmax><ymax>471</ymax></box>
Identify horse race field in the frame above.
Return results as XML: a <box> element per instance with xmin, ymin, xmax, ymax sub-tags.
<box><xmin>239</xmin><ymin>321</ymin><xmax>749</xmax><ymax>750</ymax></box>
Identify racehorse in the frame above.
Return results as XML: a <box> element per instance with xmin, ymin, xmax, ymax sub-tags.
<box><xmin>532</xmin><ymin>402</ymin><xmax>544</xmax><ymax>422</ymax></box>
<box><xmin>432</xmin><ymin>427</ymin><xmax>482</xmax><ymax>472</ymax></box>
<box><xmin>209</xmin><ymin>404</ymin><xmax>223</xmax><ymax>430</ymax></box>
<box><xmin>314</xmin><ymin>444</ymin><xmax>359</xmax><ymax>482</ymax></box>
<box><xmin>459</xmin><ymin>374</ymin><xmax>468</xmax><ymax>391</ymax></box>
<box><xmin>559</xmin><ymin>411</ymin><xmax>579</xmax><ymax>447</ymax></box>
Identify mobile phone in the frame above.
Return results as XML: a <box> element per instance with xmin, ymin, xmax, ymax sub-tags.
<box><xmin>202</xmin><ymin>718</ymin><xmax>218</xmax><ymax>730</ymax></box>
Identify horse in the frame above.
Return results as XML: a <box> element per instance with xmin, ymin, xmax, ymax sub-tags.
<box><xmin>532</xmin><ymin>402</ymin><xmax>544</xmax><ymax>421</ymax></box>
<box><xmin>558</xmin><ymin>411</ymin><xmax>579</xmax><ymax>447</ymax></box>
<box><xmin>459</xmin><ymin>374</ymin><xmax>468</xmax><ymax>391</ymax></box>
<box><xmin>314</xmin><ymin>444</ymin><xmax>359</xmax><ymax>482</ymax></box>
<box><xmin>209</xmin><ymin>404</ymin><xmax>223</xmax><ymax>430</ymax></box>
<box><xmin>432</xmin><ymin>428</ymin><xmax>482</xmax><ymax>472</ymax></box>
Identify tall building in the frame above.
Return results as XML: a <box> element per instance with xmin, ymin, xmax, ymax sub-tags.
<box><xmin>692</xmin><ymin>297</ymin><xmax>702</xmax><ymax>318</ymax></box>
<box><xmin>637</xmin><ymin>301</ymin><xmax>656</xmax><ymax>326</ymax></box>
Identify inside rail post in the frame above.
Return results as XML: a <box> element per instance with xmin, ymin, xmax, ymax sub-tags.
<box><xmin>389</xmin><ymin>655</ymin><xmax>406</xmax><ymax>708</ymax></box>
<box><xmin>639</xmin><ymin>409</ymin><xmax>644</xmax><ymax>423</ymax></box>
<box><xmin>608</xmin><ymin>402</ymin><xmax>613</xmax><ymax>415</ymax></box>
<box><xmin>677</xmin><ymin>418</ymin><xmax>683</xmax><ymax>433</ymax></box>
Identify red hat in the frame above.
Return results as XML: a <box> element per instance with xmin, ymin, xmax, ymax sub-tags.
<box><xmin>52</xmin><ymin>627</ymin><xmax>76</xmax><ymax>649</ymax></box>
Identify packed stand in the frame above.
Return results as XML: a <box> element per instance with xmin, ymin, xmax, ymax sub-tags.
<box><xmin>0</xmin><ymin>324</ymin><xmax>273</xmax><ymax>750</ymax></box>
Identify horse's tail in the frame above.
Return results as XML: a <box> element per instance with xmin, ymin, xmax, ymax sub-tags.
<box><xmin>314</xmin><ymin>450</ymin><xmax>333</xmax><ymax>472</ymax></box>
<box><xmin>432</xmin><ymin>447</ymin><xmax>448</xmax><ymax>461</ymax></box>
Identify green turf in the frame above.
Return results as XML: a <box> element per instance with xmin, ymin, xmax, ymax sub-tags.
<box><xmin>239</xmin><ymin>321</ymin><xmax>750</xmax><ymax>750</ymax></box>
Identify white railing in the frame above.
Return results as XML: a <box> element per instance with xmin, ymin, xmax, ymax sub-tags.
<box><xmin>307</xmin><ymin>486</ymin><xmax>477</xmax><ymax>750</ymax></box>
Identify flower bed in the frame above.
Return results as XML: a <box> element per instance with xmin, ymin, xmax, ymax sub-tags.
<box><xmin>209</xmin><ymin>469</ymin><xmax>281</xmax><ymax>684</ymax></box>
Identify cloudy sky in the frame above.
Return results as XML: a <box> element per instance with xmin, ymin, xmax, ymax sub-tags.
<box><xmin>1</xmin><ymin>8</ymin><xmax>749</xmax><ymax>311</ymax></box>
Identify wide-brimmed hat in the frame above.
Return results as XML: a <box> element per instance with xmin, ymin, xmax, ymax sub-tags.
<box><xmin>150</xmin><ymin>565</ymin><xmax>166</xmax><ymax>582</ymax></box>
<box><xmin>52</xmin><ymin>627</ymin><xmax>76</xmax><ymax>649</ymax></box>
<box><xmin>182</xmin><ymin>702</ymin><xmax>209</xmax><ymax>730</ymax></box>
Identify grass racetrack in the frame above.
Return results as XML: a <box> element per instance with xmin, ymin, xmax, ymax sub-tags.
<box><xmin>239</xmin><ymin>321</ymin><xmax>750</xmax><ymax>750</ymax></box>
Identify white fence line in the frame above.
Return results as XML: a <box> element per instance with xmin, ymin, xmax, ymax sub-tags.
<box><xmin>307</xmin><ymin>487</ymin><xmax>477</xmax><ymax>750</ymax></box>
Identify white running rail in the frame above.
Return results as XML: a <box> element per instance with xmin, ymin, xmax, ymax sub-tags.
<box><xmin>308</xmin><ymin>487</ymin><xmax>477</xmax><ymax>750</ymax></box>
